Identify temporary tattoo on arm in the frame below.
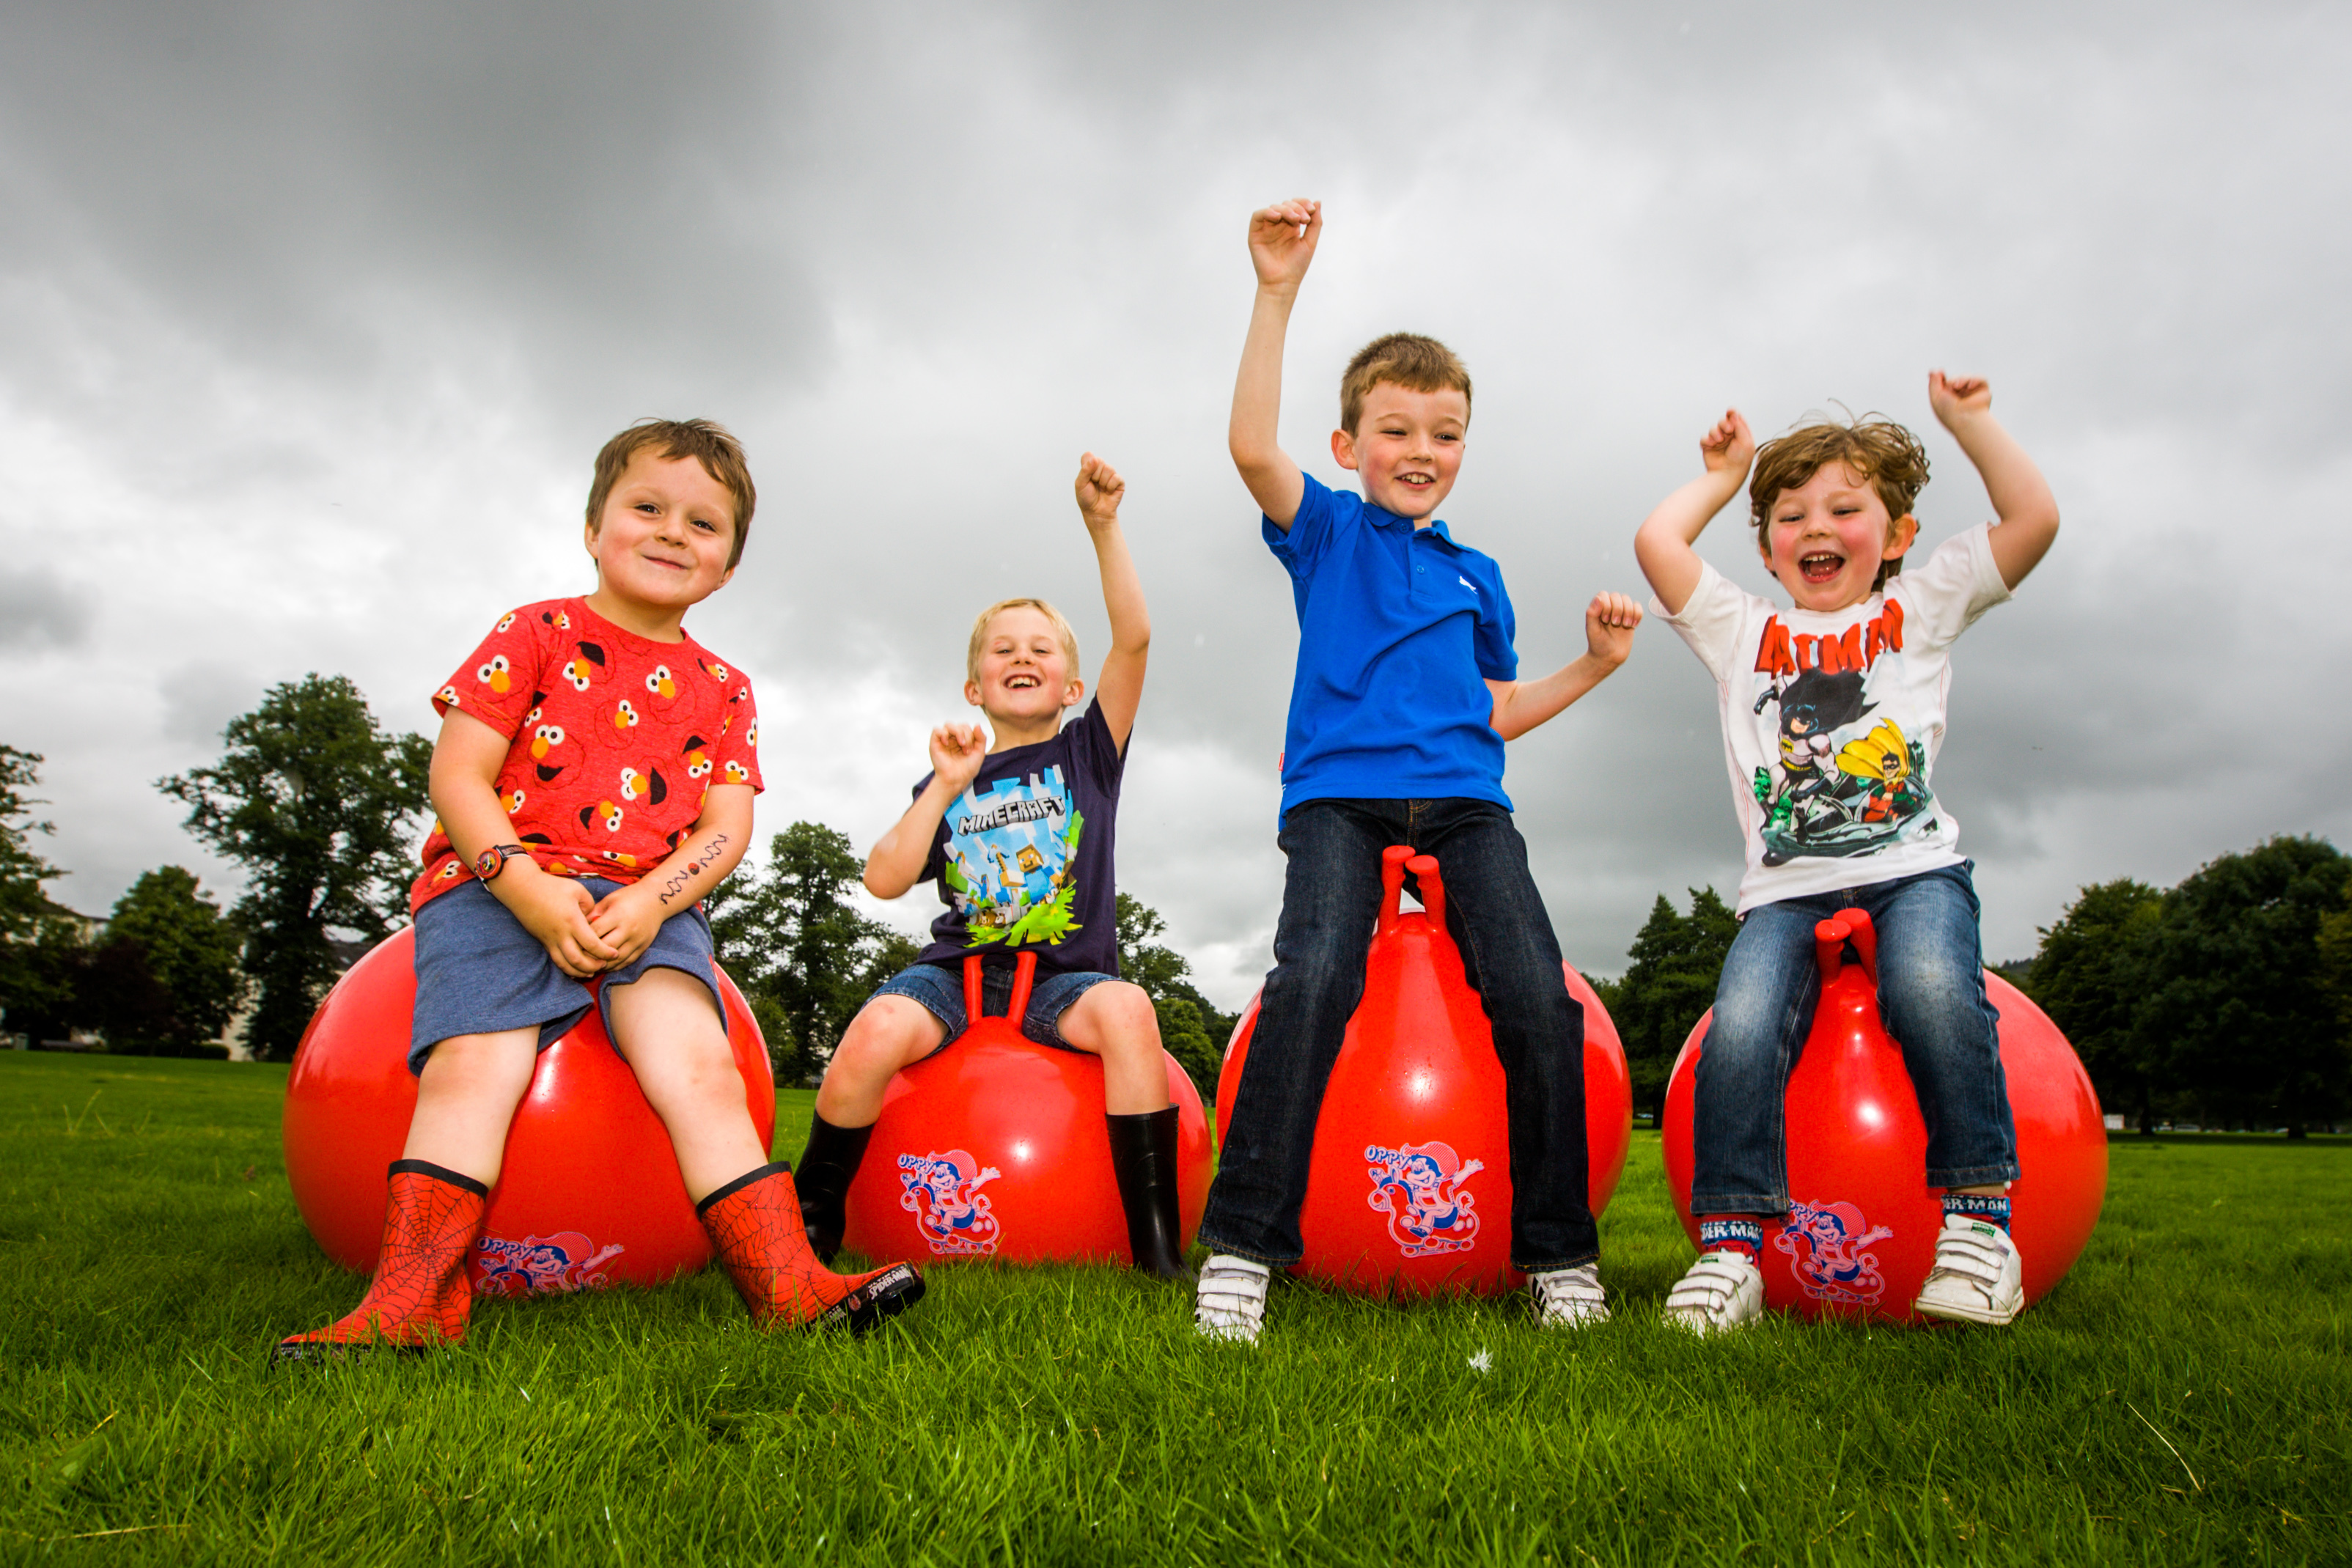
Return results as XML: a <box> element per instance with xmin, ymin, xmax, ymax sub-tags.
<box><xmin>655</xmin><ymin>833</ymin><xmax>730</xmax><ymax>907</ymax></box>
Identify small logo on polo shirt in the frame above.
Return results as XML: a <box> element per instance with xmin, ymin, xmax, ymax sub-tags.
<box><xmin>1458</xmin><ymin>574</ymin><xmax>1478</xmax><ymax>594</ymax></box>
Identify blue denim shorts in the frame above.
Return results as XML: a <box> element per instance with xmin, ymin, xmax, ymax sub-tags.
<box><xmin>408</xmin><ymin>876</ymin><xmax>724</xmax><ymax>1076</ymax></box>
<box><xmin>868</xmin><ymin>960</ymin><xmax>1114</xmax><ymax>1054</ymax></box>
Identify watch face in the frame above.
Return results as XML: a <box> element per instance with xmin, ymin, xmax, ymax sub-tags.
<box><xmin>474</xmin><ymin>848</ymin><xmax>501</xmax><ymax>880</ymax></box>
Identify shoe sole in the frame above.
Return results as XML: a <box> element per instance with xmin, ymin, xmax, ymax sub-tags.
<box><xmin>816</xmin><ymin>1263</ymin><xmax>925</xmax><ymax>1336</ymax></box>
<box><xmin>1911</xmin><ymin>1292</ymin><xmax>2023</xmax><ymax>1327</ymax></box>
<box><xmin>1194</xmin><ymin>1319</ymin><xmax>1260</xmax><ymax>1344</ymax></box>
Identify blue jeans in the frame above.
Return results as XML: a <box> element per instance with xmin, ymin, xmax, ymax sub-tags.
<box><xmin>1691</xmin><ymin>861</ymin><xmax>2019</xmax><ymax>1215</ymax></box>
<box><xmin>1198</xmin><ymin>798</ymin><xmax>1598</xmax><ymax>1272</ymax></box>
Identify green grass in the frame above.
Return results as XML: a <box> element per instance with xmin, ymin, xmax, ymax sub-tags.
<box><xmin>1</xmin><ymin>1054</ymin><xmax>2345</xmax><ymax>1565</ymax></box>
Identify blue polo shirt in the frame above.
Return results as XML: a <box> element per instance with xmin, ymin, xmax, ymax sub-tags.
<box><xmin>1265</xmin><ymin>472</ymin><xmax>1518</xmax><ymax>824</ymax></box>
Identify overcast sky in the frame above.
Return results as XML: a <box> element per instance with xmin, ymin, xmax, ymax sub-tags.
<box><xmin>4</xmin><ymin>2</ymin><xmax>2347</xmax><ymax>1008</ymax></box>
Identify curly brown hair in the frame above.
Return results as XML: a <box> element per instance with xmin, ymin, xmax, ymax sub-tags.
<box><xmin>586</xmin><ymin>417</ymin><xmax>757</xmax><ymax>570</ymax></box>
<box><xmin>1749</xmin><ymin>415</ymin><xmax>1930</xmax><ymax>589</ymax></box>
<box><xmin>1339</xmin><ymin>334</ymin><xmax>1471</xmax><ymax>435</ymax></box>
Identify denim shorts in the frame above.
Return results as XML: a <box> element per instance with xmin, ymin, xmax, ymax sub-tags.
<box><xmin>868</xmin><ymin>960</ymin><xmax>1115</xmax><ymax>1054</ymax></box>
<box><xmin>408</xmin><ymin>876</ymin><xmax>724</xmax><ymax>1076</ymax></box>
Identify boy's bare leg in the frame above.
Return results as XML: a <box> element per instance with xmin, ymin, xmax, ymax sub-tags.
<box><xmin>814</xmin><ymin>997</ymin><xmax>948</xmax><ymax>1127</ymax></box>
<box><xmin>403</xmin><ymin>1027</ymin><xmax>540</xmax><ymax>1183</ymax></box>
<box><xmin>604</xmin><ymin>967</ymin><xmax>765</xmax><ymax>1201</ymax></box>
<box><xmin>278</xmin><ymin>1026</ymin><xmax>533</xmax><ymax>1362</ymax></box>
<box><xmin>1054</xmin><ymin>980</ymin><xmax>1170</xmax><ymax>1115</ymax></box>
<box><xmin>610</xmin><ymin>967</ymin><xmax>927</xmax><ymax>1330</ymax></box>
<box><xmin>1059</xmin><ymin>979</ymin><xmax>1186</xmax><ymax>1278</ymax></box>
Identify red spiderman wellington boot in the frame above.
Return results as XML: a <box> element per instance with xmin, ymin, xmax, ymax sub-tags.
<box><xmin>697</xmin><ymin>1162</ymin><xmax>925</xmax><ymax>1333</ymax></box>
<box><xmin>274</xmin><ymin>1159</ymin><xmax>488</xmax><ymax>1364</ymax></box>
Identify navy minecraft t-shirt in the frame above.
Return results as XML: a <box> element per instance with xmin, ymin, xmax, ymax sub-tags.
<box><xmin>912</xmin><ymin>697</ymin><xmax>1125</xmax><ymax>980</ymax></box>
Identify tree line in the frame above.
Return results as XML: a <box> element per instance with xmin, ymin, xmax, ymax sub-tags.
<box><xmin>1593</xmin><ymin>837</ymin><xmax>2352</xmax><ymax>1138</ymax></box>
<box><xmin>10</xmin><ymin>671</ymin><xmax>2346</xmax><ymax>1130</ymax></box>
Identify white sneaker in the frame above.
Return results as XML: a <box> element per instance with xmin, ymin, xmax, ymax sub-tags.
<box><xmin>1912</xmin><ymin>1215</ymin><xmax>2024</xmax><ymax>1326</ymax></box>
<box><xmin>1528</xmin><ymin>1262</ymin><xmax>1609</xmax><ymax>1328</ymax></box>
<box><xmin>1194</xmin><ymin>1254</ymin><xmax>1271</xmax><ymax>1344</ymax></box>
<box><xmin>1663</xmin><ymin>1251</ymin><xmax>1765</xmax><ymax>1335</ymax></box>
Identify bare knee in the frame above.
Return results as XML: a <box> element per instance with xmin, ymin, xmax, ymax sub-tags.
<box><xmin>1063</xmin><ymin>982</ymin><xmax>1161</xmax><ymax>1061</ymax></box>
<box><xmin>827</xmin><ymin>998</ymin><xmax>944</xmax><ymax>1083</ymax></box>
<box><xmin>417</xmin><ymin>1031</ymin><xmax>536</xmax><ymax>1105</ymax></box>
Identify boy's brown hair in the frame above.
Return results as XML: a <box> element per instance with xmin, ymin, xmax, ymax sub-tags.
<box><xmin>586</xmin><ymin>418</ymin><xmax>758</xmax><ymax>569</ymax></box>
<box><xmin>966</xmin><ymin>598</ymin><xmax>1081</xmax><ymax>685</ymax></box>
<box><xmin>1339</xmin><ymin>333</ymin><xmax>1473</xmax><ymax>435</ymax></box>
<box><xmin>1749</xmin><ymin>415</ymin><xmax>1932</xmax><ymax>589</ymax></box>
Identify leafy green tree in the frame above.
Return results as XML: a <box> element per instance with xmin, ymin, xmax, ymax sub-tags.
<box><xmin>1151</xmin><ymin>994</ymin><xmax>1222</xmax><ymax>1102</ymax></box>
<box><xmin>2133</xmin><ymin>836</ymin><xmax>2351</xmax><ymax>1137</ymax></box>
<box><xmin>1114</xmin><ymin>891</ymin><xmax>1237</xmax><ymax>1098</ymax></box>
<box><xmin>100</xmin><ymin>868</ymin><xmax>249</xmax><ymax>1048</ymax></box>
<box><xmin>1609</xmin><ymin>888</ymin><xmax>1741</xmax><ymax>1119</ymax></box>
<box><xmin>0</xmin><ymin>747</ymin><xmax>83</xmax><ymax>1035</ymax></box>
<box><xmin>709</xmin><ymin>822</ymin><xmax>916</xmax><ymax>1083</ymax></box>
<box><xmin>2024</xmin><ymin>878</ymin><xmax>2164</xmax><ymax>1132</ymax></box>
<box><xmin>79</xmin><ymin>935</ymin><xmax>177</xmax><ymax>1050</ymax></box>
<box><xmin>0</xmin><ymin>746</ymin><xmax>59</xmax><ymax>934</ymax></box>
<box><xmin>158</xmin><ymin>675</ymin><xmax>432</xmax><ymax>1061</ymax></box>
<box><xmin>2319</xmin><ymin>869</ymin><xmax>2352</xmax><ymax>1048</ymax></box>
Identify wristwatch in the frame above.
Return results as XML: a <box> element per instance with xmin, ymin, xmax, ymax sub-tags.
<box><xmin>472</xmin><ymin>843</ymin><xmax>532</xmax><ymax>882</ymax></box>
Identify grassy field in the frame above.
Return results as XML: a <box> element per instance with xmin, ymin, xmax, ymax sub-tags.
<box><xmin>1</xmin><ymin>1053</ymin><xmax>2345</xmax><ymax>1565</ymax></box>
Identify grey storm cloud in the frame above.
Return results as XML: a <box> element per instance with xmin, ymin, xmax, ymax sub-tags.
<box><xmin>2</xmin><ymin>1</ymin><xmax>2348</xmax><ymax>1001</ymax></box>
<box><xmin>0</xmin><ymin>566</ymin><xmax>94</xmax><ymax>650</ymax></box>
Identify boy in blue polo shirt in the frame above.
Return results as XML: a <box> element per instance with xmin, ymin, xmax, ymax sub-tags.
<box><xmin>1194</xmin><ymin>199</ymin><xmax>1642</xmax><ymax>1342</ymax></box>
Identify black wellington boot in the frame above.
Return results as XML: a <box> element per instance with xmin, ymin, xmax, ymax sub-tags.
<box><xmin>1106</xmin><ymin>1105</ymin><xmax>1191</xmax><ymax>1281</ymax></box>
<box><xmin>793</xmin><ymin>1113</ymin><xmax>873</xmax><ymax>1264</ymax></box>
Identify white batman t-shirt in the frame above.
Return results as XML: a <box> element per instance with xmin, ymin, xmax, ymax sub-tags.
<box><xmin>1654</xmin><ymin>524</ymin><xmax>2012</xmax><ymax>915</ymax></box>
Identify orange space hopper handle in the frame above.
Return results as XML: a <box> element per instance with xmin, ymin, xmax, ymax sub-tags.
<box><xmin>961</xmin><ymin>951</ymin><xmax>1039</xmax><ymax>1022</ymax></box>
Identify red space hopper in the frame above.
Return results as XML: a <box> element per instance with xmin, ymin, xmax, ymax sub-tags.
<box><xmin>839</xmin><ymin>951</ymin><xmax>1214</xmax><ymax>1266</ymax></box>
<box><xmin>1216</xmin><ymin>845</ymin><xmax>1634</xmax><ymax>1298</ymax></box>
<box><xmin>1661</xmin><ymin>908</ymin><xmax>2107</xmax><ymax>1323</ymax></box>
<box><xmin>282</xmin><ymin>927</ymin><xmax>777</xmax><ymax>1295</ymax></box>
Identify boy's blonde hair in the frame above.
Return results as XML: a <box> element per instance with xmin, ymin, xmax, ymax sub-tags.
<box><xmin>586</xmin><ymin>417</ymin><xmax>758</xmax><ymax>570</ymax></box>
<box><xmin>966</xmin><ymin>598</ymin><xmax>1081</xmax><ymax>683</ymax></box>
<box><xmin>1749</xmin><ymin>415</ymin><xmax>1932</xmax><ymax>589</ymax></box>
<box><xmin>1339</xmin><ymin>334</ymin><xmax>1473</xmax><ymax>435</ymax></box>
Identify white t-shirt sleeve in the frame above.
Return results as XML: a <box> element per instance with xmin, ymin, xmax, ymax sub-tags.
<box><xmin>1895</xmin><ymin>523</ymin><xmax>2012</xmax><ymax>650</ymax></box>
<box><xmin>1651</xmin><ymin>559</ymin><xmax>1754</xmax><ymax>685</ymax></box>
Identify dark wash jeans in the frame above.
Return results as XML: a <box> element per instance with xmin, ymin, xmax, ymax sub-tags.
<box><xmin>1691</xmin><ymin>860</ymin><xmax>2020</xmax><ymax>1216</ymax></box>
<box><xmin>1198</xmin><ymin>798</ymin><xmax>1598</xmax><ymax>1272</ymax></box>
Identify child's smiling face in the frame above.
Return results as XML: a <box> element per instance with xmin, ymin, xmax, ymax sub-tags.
<box><xmin>1760</xmin><ymin>462</ymin><xmax>1918</xmax><ymax>614</ymax></box>
<box><xmin>1331</xmin><ymin>382</ymin><xmax>1468</xmax><ymax>524</ymax></box>
<box><xmin>965</xmin><ymin>605</ymin><xmax>1082</xmax><ymax>729</ymax></box>
<box><xmin>584</xmin><ymin>450</ymin><xmax>738</xmax><ymax>615</ymax></box>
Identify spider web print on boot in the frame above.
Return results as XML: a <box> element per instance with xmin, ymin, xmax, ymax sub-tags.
<box><xmin>697</xmin><ymin>1162</ymin><xmax>925</xmax><ymax>1333</ymax></box>
<box><xmin>274</xmin><ymin>1160</ymin><xmax>488</xmax><ymax>1365</ymax></box>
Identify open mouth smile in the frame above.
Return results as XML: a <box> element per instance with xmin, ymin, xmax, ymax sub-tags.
<box><xmin>1799</xmin><ymin>552</ymin><xmax>1845</xmax><ymax>584</ymax></box>
<box><xmin>1005</xmin><ymin>673</ymin><xmax>1041</xmax><ymax>690</ymax></box>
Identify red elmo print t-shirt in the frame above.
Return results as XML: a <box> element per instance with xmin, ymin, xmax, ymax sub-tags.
<box><xmin>409</xmin><ymin>597</ymin><xmax>762</xmax><ymax>913</ymax></box>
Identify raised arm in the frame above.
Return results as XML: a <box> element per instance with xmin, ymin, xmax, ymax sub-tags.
<box><xmin>1928</xmin><ymin>371</ymin><xmax>2059</xmax><ymax>590</ymax></box>
<box><xmin>1633</xmin><ymin>409</ymin><xmax>1754</xmax><ymax>617</ymax></box>
<box><xmin>1076</xmin><ymin>452</ymin><xmax>1149</xmax><ymax>751</ymax></box>
<box><xmin>1230</xmin><ymin>198</ymin><xmax>1319</xmax><ymax>529</ymax></box>
<box><xmin>864</xmin><ymin>723</ymin><xmax>988</xmax><ymax>899</ymax></box>
<box><xmin>1485</xmin><ymin>592</ymin><xmax>1643</xmax><ymax>742</ymax></box>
